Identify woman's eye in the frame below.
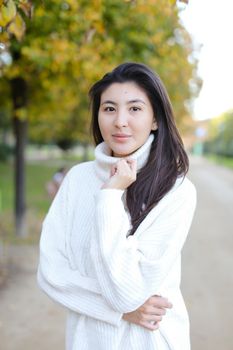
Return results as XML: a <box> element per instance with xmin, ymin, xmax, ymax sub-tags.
<box><xmin>130</xmin><ymin>106</ymin><xmax>141</xmax><ymax>112</ymax></box>
<box><xmin>104</xmin><ymin>106</ymin><xmax>115</xmax><ymax>112</ymax></box>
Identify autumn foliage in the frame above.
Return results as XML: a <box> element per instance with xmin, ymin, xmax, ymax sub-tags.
<box><xmin>1</xmin><ymin>0</ymin><xmax>200</xmax><ymax>143</ymax></box>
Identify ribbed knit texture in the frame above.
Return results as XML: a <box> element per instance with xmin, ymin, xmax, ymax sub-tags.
<box><xmin>38</xmin><ymin>135</ymin><xmax>196</xmax><ymax>350</ymax></box>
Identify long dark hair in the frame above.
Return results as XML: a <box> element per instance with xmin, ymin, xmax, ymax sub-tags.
<box><xmin>89</xmin><ymin>62</ymin><xmax>189</xmax><ymax>235</ymax></box>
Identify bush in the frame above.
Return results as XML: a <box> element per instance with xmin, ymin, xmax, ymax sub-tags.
<box><xmin>203</xmin><ymin>110</ymin><xmax>233</xmax><ymax>157</ymax></box>
<box><xmin>0</xmin><ymin>143</ymin><xmax>13</xmax><ymax>162</ymax></box>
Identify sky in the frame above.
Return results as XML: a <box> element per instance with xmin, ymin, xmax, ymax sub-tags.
<box><xmin>179</xmin><ymin>0</ymin><xmax>233</xmax><ymax>120</ymax></box>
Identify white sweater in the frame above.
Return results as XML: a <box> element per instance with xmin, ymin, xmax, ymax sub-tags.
<box><xmin>38</xmin><ymin>135</ymin><xmax>196</xmax><ymax>350</ymax></box>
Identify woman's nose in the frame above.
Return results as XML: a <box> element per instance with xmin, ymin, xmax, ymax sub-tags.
<box><xmin>114</xmin><ymin>109</ymin><xmax>128</xmax><ymax>127</ymax></box>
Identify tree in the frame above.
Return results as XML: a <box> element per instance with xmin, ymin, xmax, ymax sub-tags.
<box><xmin>0</xmin><ymin>0</ymin><xmax>200</xmax><ymax>236</ymax></box>
<box><xmin>204</xmin><ymin>110</ymin><xmax>233</xmax><ymax>157</ymax></box>
<box><xmin>0</xmin><ymin>0</ymin><xmax>34</xmax><ymax>236</ymax></box>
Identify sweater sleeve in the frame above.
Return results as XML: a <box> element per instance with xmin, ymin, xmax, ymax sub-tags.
<box><xmin>90</xmin><ymin>180</ymin><xmax>196</xmax><ymax>313</ymax></box>
<box><xmin>37</xmin><ymin>172</ymin><xmax>122</xmax><ymax>326</ymax></box>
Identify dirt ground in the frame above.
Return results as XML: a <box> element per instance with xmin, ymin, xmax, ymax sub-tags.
<box><xmin>0</xmin><ymin>156</ymin><xmax>233</xmax><ymax>350</ymax></box>
<box><xmin>0</xmin><ymin>245</ymin><xmax>65</xmax><ymax>350</ymax></box>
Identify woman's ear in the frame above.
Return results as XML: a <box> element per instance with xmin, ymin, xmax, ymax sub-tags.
<box><xmin>151</xmin><ymin>120</ymin><xmax>158</xmax><ymax>131</ymax></box>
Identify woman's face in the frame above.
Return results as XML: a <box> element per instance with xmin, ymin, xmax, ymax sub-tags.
<box><xmin>98</xmin><ymin>82</ymin><xmax>157</xmax><ymax>157</ymax></box>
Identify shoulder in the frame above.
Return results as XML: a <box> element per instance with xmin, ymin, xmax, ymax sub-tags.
<box><xmin>157</xmin><ymin>176</ymin><xmax>196</xmax><ymax>213</ymax></box>
<box><xmin>165</xmin><ymin>176</ymin><xmax>197</xmax><ymax>212</ymax></box>
<box><xmin>64</xmin><ymin>161</ymin><xmax>94</xmax><ymax>182</ymax></box>
<box><xmin>135</xmin><ymin>176</ymin><xmax>197</xmax><ymax>235</ymax></box>
<box><xmin>173</xmin><ymin>176</ymin><xmax>196</xmax><ymax>198</ymax></box>
<box><xmin>55</xmin><ymin>160</ymin><xmax>95</xmax><ymax>198</ymax></box>
<box><xmin>160</xmin><ymin>176</ymin><xmax>197</xmax><ymax>217</ymax></box>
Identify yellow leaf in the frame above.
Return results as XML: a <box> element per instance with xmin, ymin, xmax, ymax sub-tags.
<box><xmin>168</xmin><ymin>0</ymin><xmax>176</xmax><ymax>5</ymax></box>
<box><xmin>19</xmin><ymin>0</ymin><xmax>33</xmax><ymax>18</ymax></box>
<box><xmin>8</xmin><ymin>12</ymin><xmax>26</xmax><ymax>41</ymax></box>
<box><xmin>15</xmin><ymin>107</ymin><xmax>28</xmax><ymax>121</ymax></box>
<box><xmin>0</xmin><ymin>0</ymin><xmax>16</xmax><ymax>27</ymax></box>
<box><xmin>0</xmin><ymin>30</ymin><xmax>10</xmax><ymax>44</ymax></box>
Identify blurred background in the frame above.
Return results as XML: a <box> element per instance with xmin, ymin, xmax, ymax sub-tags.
<box><xmin>0</xmin><ymin>0</ymin><xmax>232</xmax><ymax>349</ymax></box>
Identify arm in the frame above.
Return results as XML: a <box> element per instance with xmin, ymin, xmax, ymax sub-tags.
<box><xmin>90</xmin><ymin>160</ymin><xmax>196</xmax><ymax>313</ymax></box>
<box><xmin>38</xmin><ymin>170</ymin><xmax>122</xmax><ymax>326</ymax></box>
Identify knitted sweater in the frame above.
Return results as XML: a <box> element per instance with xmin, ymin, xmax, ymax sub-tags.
<box><xmin>38</xmin><ymin>135</ymin><xmax>196</xmax><ymax>350</ymax></box>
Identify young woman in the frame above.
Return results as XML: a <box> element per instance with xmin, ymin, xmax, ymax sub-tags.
<box><xmin>38</xmin><ymin>62</ymin><xmax>196</xmax><ymax>349</ymax></box>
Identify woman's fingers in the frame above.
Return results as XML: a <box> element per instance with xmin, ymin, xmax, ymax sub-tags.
<box><xmin>140</xmin><ymin>321</ymin><xmax>160</xmax><ymax>331</ymax></box>
<box><xmin>122</xmin><ymin>310</ymin><xmax>160</xmax><ymax>332</ymax></box>
<box><xmin>110</xmin><ymin>164</ymin><xmax>117</xmax><ymax>177</ymax></box>
<box><xmin>151</xmin><ymin>307</ymin><xmax>167</xmax><ymax>316</ymax></box>
<box><xmin>137</xmin><ymin>295</ymin><xmax>173</xmax><ymax>330</ymax></box>
<box><xmin>140</xmin><ymin>305</ymin><xmax>166</xmax><ymax>316</ymax></box>
<box><xmin>148</xmin><ymin>295</ymin><xmax>173</xmax><ymax>309</ymax></box>
<box><xmin>138</xmin><ymin>312</ymin><xmax>163</xmax><ymax>323</ymax></box>
<box><xmin>103</xmin><ymin>158</ymin><xmax>137</xmax><ymax>190</ymax></box>
<box><xmin>125</xmin><ymin>157</ymin><xmax>137</xmax><ymax>172</ymax></box>
<box><xmin>123</xmin><ymin>295</ymin><xmax>173</xmax><ymax>332</ymax></box>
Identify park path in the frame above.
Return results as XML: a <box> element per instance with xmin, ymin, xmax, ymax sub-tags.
<box><xmin>0</xmin><ymin>156</ymin><xmax>233</xmax><ymax>350</ymax></box>
<box><xmin>182</xmin><ymin>156</ymin><xmax>233</xmax><ymax>350</ymax></box>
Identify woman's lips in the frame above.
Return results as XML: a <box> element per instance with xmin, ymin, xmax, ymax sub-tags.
<box><xmin>112</xmin><ymin>134</ymin><xmax>132</xmax><ymax>142</ymax></box>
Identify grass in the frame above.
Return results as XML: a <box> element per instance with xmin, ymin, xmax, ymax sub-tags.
<box><xmin>205</xmin><ymin>154</ymin><xmax>233</xmax><ymax>170</ymax></box>
<box><xmin>0</xmin><ymin>162</ymin><xmax>14</xmax><ymax>213</ymax></box>
<box><xmin>0</xmin><ymin>158</ymin><xmax>80</xmax><ymax>245</ymax></box>
<box><xmin>0</xmin><ymin>161</ymin><xmax>57</xmax><ymax>213</ymax></box>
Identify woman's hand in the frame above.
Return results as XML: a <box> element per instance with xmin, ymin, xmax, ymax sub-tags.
<box><xmin>122</xmin><ymin>295</ymin><xmax>172</xmax><ymax>331</ymax></box>
<box><xmin>102</xmin><ymin>158</ymin><xmax>137</xmax><ymax>190</ymax></box>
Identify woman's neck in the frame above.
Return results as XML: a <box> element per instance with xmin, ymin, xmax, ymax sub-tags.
<box><xmin>94</xmin><ymin>134</ymin><xmax>154</xmax><ymax>182</ymax></box>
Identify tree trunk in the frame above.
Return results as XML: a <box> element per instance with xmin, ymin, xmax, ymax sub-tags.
<box><xmin>13</xmin><ymin>117</ymin><xmax>28</xmax><ymax>236</ymax></box>
<box><xmin>11</xmin><ymin>77</ymin><xmax>28</xmax><ymax>237</ymax></box>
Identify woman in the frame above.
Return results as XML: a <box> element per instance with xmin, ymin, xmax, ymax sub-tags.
<box><xmin>38</xmin><ymin>62</ymin><xmax>196</xmax><ymax>349</ymax></box>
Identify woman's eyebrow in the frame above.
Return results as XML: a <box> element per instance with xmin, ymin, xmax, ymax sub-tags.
<box><xmin>101</xmin><ymin>100</ymin><xmax>117</xmax><ymax>105</ymax></box>
<box><xmin>127</xmin><ymin>99</ymin><xmax>146</xmax><ymax>104</ymax></box>
<box><xmin>101</xmin><ymin>99</ymin><xmax>146</xmax><ymax>105</ymax></box>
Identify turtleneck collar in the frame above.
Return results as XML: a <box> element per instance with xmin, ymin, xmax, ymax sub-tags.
<box><xmin>94</xmin><ymin>134</ymin><xmax>154</xmax><ymax>182</ymax></box>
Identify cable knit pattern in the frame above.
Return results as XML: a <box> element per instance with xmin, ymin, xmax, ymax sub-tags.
<box><xmin>38</xmin><ymin>135</ymin><xmax>196</xmax><ymax>350</ymax></box>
